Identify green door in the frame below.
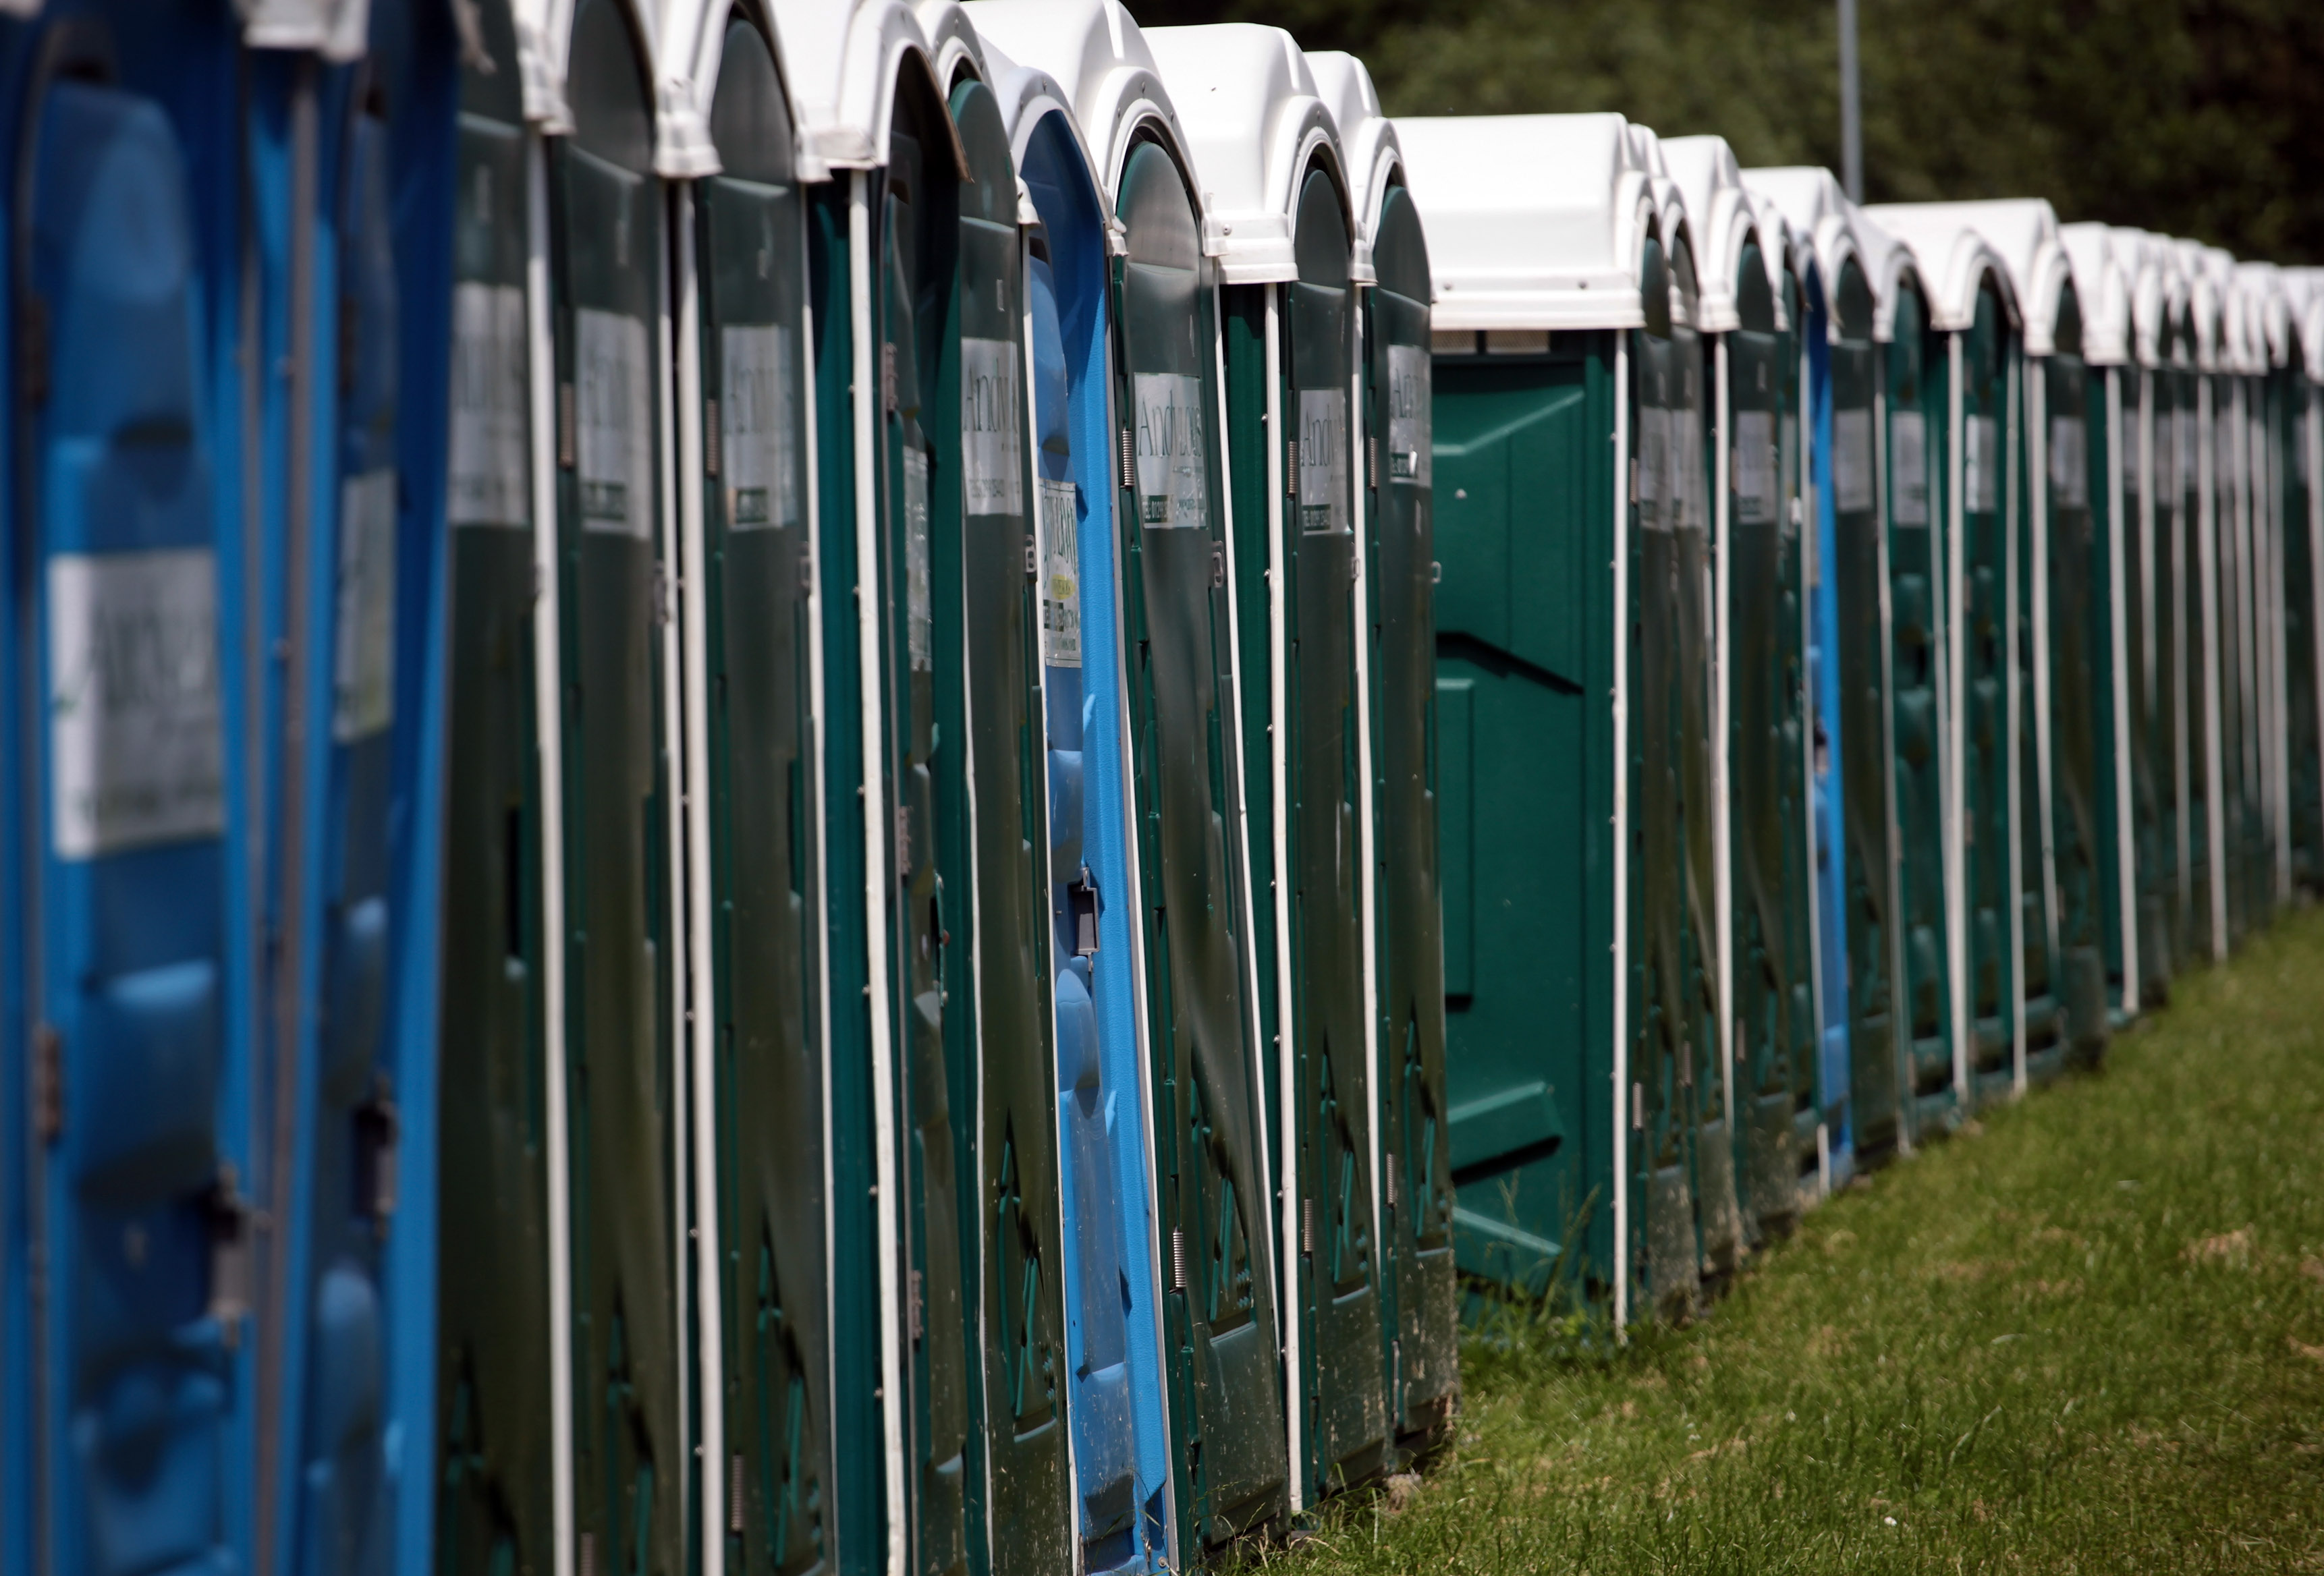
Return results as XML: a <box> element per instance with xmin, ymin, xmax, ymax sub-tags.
<box><xmin>435</xmin><ymin>0</ymin><xmax>553</xmax><ymax>1566</ymax></box>
<box><xmin>2182</xmin><ymin>351</ymin><xmax>2215</xmax><ymax>959</ymax></box>
<box><xmin>553</xmin><ymin>1</ymin><xmax>678</xmax><ymax>1570</ymax></box>
<box><xmin>943</xmin><ymin>78</ymin><xmax>1072</xmax><ymax>1576</ymax></box>
<box><xmin>1362</xmin><ymin>186</ymin><xmax>1457</xmax><ymax>1459</ymax></box>
<box><xmin>2122</xmin><ymin>360</ymin><xmax>2174</xmax><ymax>1007</ymax></box>
<box><xmin>693</xmin><ymin>21</ymin><xmax>831</xmax><ymax>1573</ymax></box>
<box><xmin>2281</xmin><ymin>362</ymin><xmax>2321</xmax><ymax>895</ymax></box>
<box><xmin>1831</xmin><ymin>264</ymin><xmax>1903</xmax><ymax>1158</ymax></box>
<box><xmin>2036</xmin><ymin>293</ymin><xmax>2111</xmax><ymax>1077</ymax></box>
<box><xmin>1111</xmin><ymin>138</ymin><xmax>1285</xmax><ymax>1548</ymax></box>
<box><xmin>2140</xmin><ymin>357</ymin><xmax>2182</xmax><ymax>1001</ymax></box>
<box><xmin>1267</xmin><ymin>167</ymin><xmax>1389</xmax><ymax>1501</ymax></box>
<box><xmin>1725</xmin><ymin>242</ymin><xmax>1811</xmax><ymax>1239</ymax></box>
<box><xmin>1431</xmin><ymin>329</ymin><xmax>1617</xmax><ymax>1310</ymax></box>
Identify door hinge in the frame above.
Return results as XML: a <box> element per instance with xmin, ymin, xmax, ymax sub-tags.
<box><xmin>1301</xmin><ymin>1195</ymin><xmax>1317</xmax><ymax>1257</ymax></box>
<box><xmin>653</xmin><ymin>564</ymin><xmax>673</xmax><ymax>626</ymax></box>
<box><xmin>1171</xmin><ymin>1227</ymin><xmax>1188</xmax><ymax>1293</ymax></box>
<box><xmin>895</xmin><ymin>805</ymin><xmax>911</xmax><ymax>874</ymax></box>
<box><xmin>908</xmin><ymin>1267</ymin><xmax>924</xmax><ymax>1342</ymax></box>
<box><xmin>354</xmin><ymin>1077</ymin><xmax>400</xmax><ymax>1232</ymax></box>
<box><xmin>1368</xmin><ymin>435</ymin><xmax>1379</xmax><ymax>490</ymax></box>
<box><xmin>1285</xmin><ymin>440</ymin><xmax>1298</xmax><ymax>497</ymax></box>
<box><xmin>1119</xmin><ymin>426</ymin><xmax>1136</xmax><ymax>492</ymax></box>
<box><xmin>31</xmin><ymin>1022</ymin><xmax>61</xmax><ymax>1143</ymax></box>
<box><xmin>1211</xmin><ymin>542</ymin><xmax>1227</xmax><ymax>588</ymax></box>
<box><xmin>557</xmin><ymin>382</ymin><xmax>576</xmax><ymax>468</ymax></box>
<box><xmin>1025</xmin><ymin>534</ymin><xmax>1039</xmax><ymax>578</ymax></box>
<box><xmin>704</xmin><ymin>398</ymin><xmax>721</xmax><ymax>477</ymax></box>
<box><xmin>1632</xmin><ymin>1080</ymin><xmax>1646</xmax><ymax>1131</ymax></box>
<box><xmin>204</xmin><ymin>1163</ymin><xmax>254</xmax><ymax>1331</ymax></box>
<box><xmin>729</xmin><ymin>1453</ymin><xmax>747</xmax><ymax>1533</ymax></box>
<box><xmin>1384</xmin><ymin>1158</ymin><xmax>1398</xmax><ymax>1212</ymax></box>
<box><xmin>882</xmin><ymin>343</ymin><xmax>898</xmax><ymax>413</ymax></box>
<box><xmin>1068</xmin><ymin>866</ymin><xmax>1101</xmax><ymax>957</ymax></box>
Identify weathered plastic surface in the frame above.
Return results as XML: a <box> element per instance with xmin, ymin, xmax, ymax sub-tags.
<box><xmin>1112</xmin><ymin>141</ymin><xmax>1286</xmax><ymax>1549</ymax></box>
<box><xmin>1725</xmin><ymin>244</ymin><xmax>1815</xmax><ymax>1242</ymax></box>
<box><xmin>695</xmin><ymin>20</ymin><xmax>833</xmax><ymax>1573</ymax></box>
<box><xmin>436</xmin><ymin>3</ymin><xmax>554</xmax><ymax>1565</ymax></box>
<box><xmin>2215</xmin><ymin>378</ymin><xmax>2253</xmax><ymax>947</ymax></box>
<box><xmin>2178</xmin><ymin>349</ymin><xmax>2215</xmax><ymax>961</ymax></box>
<box><xmin>1273</xmin><ymin>168</ymin><xmax>1389</xmax><ymax>1501</ymax></box>
<box><xmin>2137</xmin><ymin>351</ymin><xmax>2182</xmax><ymax>1005</ymax></box>
<box><xmin>943</xmin><ymin>77</ymin><xmax>1073</xmax><ymax>1576</ymax></box>
<box><xmin>2035</xmin><ymin>295</ymin><xmax>2111</xmax><ymax>1078</ymax></box>
<box><xmin>1630</xmin><ymin>233</ymin><xmax>1726</xmax><ymax>1318</ymax></box>
<box><xmin>10</xmin><ymin>43</ymin><xmax>250</xmax><ymax>1576</ymax></box>
<box><xmin>554</xmin><ymin>4</ymin><xmax>680</xmax><ymax>1569</ymax></box>
<box><xmin>1829</xmin><ymin>264</ymin><xmax>1902</xmax><ymax>1159</ymax></box>
<box><xmin>1019</xmin><ymin>110</ymin><xmax>1169</xmax><ymax>1576</ymax></box>
<box><xmin>2117</xmin><ymin>360</ymin><xmax>2171</xmax><ymax>1011</ymax></box>
<box><xmin>1364</xmin><ymin>186</ymin><xmax>1459</xmax><ymax>1460</ymax></box>
<box><xmin>1432</xmin><ymin>333</ymin><xmax>1618</xmax><ymax>1306</ymax></box>
<box><xmin>1883</xmin><ymin>283</ymin><xmax>1954</xmax><ymax>1150</ymax></box>
<box><xmin>2278</xmin><ymin>366</ymin><xmax>2321</xmax><ymax>897</ymax></box>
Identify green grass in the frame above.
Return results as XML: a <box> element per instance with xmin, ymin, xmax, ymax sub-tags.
<box><xmin>1285</xmin><ymin>907</ymin><xmax>2324</xmax><ymax>1573</ymax></box>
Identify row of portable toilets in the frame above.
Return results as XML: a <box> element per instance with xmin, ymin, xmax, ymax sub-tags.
<box><xmin>4</xmin><ymin>0</ymin><xmax>2323</xmax><ymax>1573</ymax></box>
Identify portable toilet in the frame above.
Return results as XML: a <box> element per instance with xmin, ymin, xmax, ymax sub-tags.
<box><xmin>1145</xmin><ymin>19</ymin><xmax>1389</xmax><ymax>1511</ymax></box>
<box><xmin>2153</xmin><ymin>242</ymin><xmax>2210</xmax><ymax>968</ymax></box>
<box><xmin>2128</xmin><ymin>233</ymin><xmax>2190</xmax><ymax>997</ymax></box>
<box><xmin>2240</xmin><ymin>260</ymin><xmax>2297</xmax><ymax>911</ymax></box>
<box><xmin>958</xmin><ymin>1</ymin><xmax>1200</xmax><ymax>1563</ymax></box>
<box><xmin>2198</xmin><ymin>245</ymin><xmax>2264</xmax><ymax>948</ymax></box>
<box><xmin>1958</xmin><ymin>199</ymin><xmax>2112</xmax><ymax>1075</ymax></box>
<box><xmin>650</xmin><ymin>2</ymin><xmax>861</xmax><ymax>1572</ymax></box>
<box><xmin>1306</xmin><ymin>44</ymin><xmax>1461</xmax><ymax>1466</ymax></box>
<box><xmin>1745</xmin><ymin>165</ymin><xmax>1890</xmax><ymax>1182</ymax></box>
<box><xmin>429</xmin><ymin>0</ymin><xmax>562</xmax><ymax>1569</ymax></box>
<box><xmin>1665</xmin><ymin>135</ymin><xmax>1819</xmax><ymax>1244</ymax></box>
<box><xmin>2288</xmin><ymin>270</ymin><xmax>2324</xmax><ymax>895</ymax></box>
<box><xmin>0</xmin><ymin>6</ymin><xmax>262</xmax><ymax>1572</ymax></box>
<box><xmin>2062</xmin><ymin>221</ymin><xmax>2154</xmax><ymax>1021</ymax></box>
<box><xmin>1399</xmin><ymin>111</ymin><xmax>1725</xmax><ymax>1327</ymax></box>
<box><xmin>2171</xmin><ymin>237</ymin><xmax>2231</xmax><ymax>959</ymax></box>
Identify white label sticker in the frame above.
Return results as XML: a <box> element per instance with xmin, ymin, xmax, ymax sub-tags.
<box><xmin>1780</xmin><ymin>410</ymin><xmax>1800</xmax><ymax>528</ymax></box>
<box><xmin>2049</xmin><ymin>414</ymin><xmax>2088</xmax><ymax>510</ymax></box>
<box><xmin>1387</xmin><ymin>343</ymin><xmax>1431</xmax><ymax>486</ymax></box>
<box><xmin>47</xmin><ymin>548</ymin><xmax>226</xmax><ymax>860</ymax></box>
<box><xmin>1297</xmin><ymin>388</ymin><xmax>1350</xmax><ymax>534</ymax></box>
<box><xmin>904</xmin><ymin>445</ymin><xmax>932</xmax><ymax>671</ymax></box>
<box><xmin>447</xmin><ymin>281</ymin><xmax>529</xmax><ymax>529</ymax></box>
<box><xmin>1965</xmin><ymin>414</ymin><xmax>1999</xmax><ymax>513</ymax></box>
<box><xmin>1133</xmin><ymin>372</ymin><xmax>1208</xmax><ymax>530</ymax></box>
<box><xmin>1041</xmin><ymin>478</ymin><xmax>1080</xmax><ymax>669</ymax></box>
<box><xmin>1636</xmin><ymin>405</ymin><xmax>1668</xmax><ymax>515</ymax></box>
<box><xmin>722</xmin><ymin>322</ymin><xmax>798</xmax><ymax>530</ymax></box>
<box><xmin>1890</xmin><ymin>412</ymin><xmax>1929</xmax><ymax>526</ymax></box>
<box><xmin>1833</xmin><ymin>408</ymin><xmax>1873</xmax><ymax>513</ymax></box>
<box><xmin>1734</xmin><ymin>410</ymin><xmax>1775</xmax><ymax>524</ymax></box>
<box><xmin>961</xmin><ymin>337</ymin><xmax>1024</xmax><ymax>517</ymax></box>
<box><xmin>576</xmin><ymin>307</ymin><xmax>651</xmax><ymax>536</ymax></box>
<box><xmin>335</xmin><ymin>468</ymin><xmax>398</xmax><ymax>741</ymax></box>
<box><xmin>1669</xmin><ymin>407</ymin><xmax>1703</xmax><ymax>531</ymax></box>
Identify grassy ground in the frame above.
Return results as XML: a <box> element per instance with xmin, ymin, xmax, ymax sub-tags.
<box><xmin>1279</xmin><ymin>907</ymin><xmax>2324</xmax><ymax>1573</ymax></box>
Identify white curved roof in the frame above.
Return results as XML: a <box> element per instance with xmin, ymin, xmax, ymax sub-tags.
<box><xmin>514</xmin><ymin>0</ymin><xmax>663</xmax><ymax>133</ymax></box>
<box><xmin>2058</xmin><ymin>223</ymin><xmax>2133</xmax><ymax>366</ymax></box>
<box><xmin>1395</xmin><ymin>113</ymin><xmax>1665</xmax><ymax>332</ymax></box>
<box><xmin>657</xmin><ymin>0</ymin><xmax>801</xmax><ymax>175</ymax></box>
<box><xmin>966</xmin><ymin>28</ymin><xmax>1101</xmax><ymax>214</ymax></box>
<box><xmin>2176</xmin><ymin>240</ymin><xmax>2232</xmax><ymax>370</ymax></box>
<box><xmin>763</xmin><ymin>0</ymin><xmax>953</xmax><ymax>175</ymax></box>
<box><xmin>1144</xmin><ymin>22</ymin><xmax>1345</xmax><ymax>285</ymax></box>
<box><xmin>2292</xmin><ymin>269</ymin><xmax>2324</xmax><ymax>382</ymax></box>
<box><xmin>1743</xmin><ymin>165</ymin><xmax>1869</xmax><ymax>341</ymax></box>
<box><xmin>1747</xmin><ymin>193</ymin><xmax>1792</xmax><ymax>332</ymax></box>
<box><xmin>241</xmin><ymin>0</ymin><xmax>369</xmax><ymax>59</ymax></box>
<box><xmin>1630</xmin><ymin>126</ymin><xmax>1696</xmax><ymax>324</ymax></box>
<box><xmin>1304</xmin><ymin>51</ymin><xmax>1402</xmax><ymax>284</ymax></box>
<box><xmin>964</xmin><ymin>0</ymin><xmax>1196</xmax><ymax>214</ymax></box>
<box><xmin>1862</xmin><ymin>202</ymin><xmax>2022</xmax><ymax>336</ymax></box>
<box><xmin>1933</xmin><ymin>200</ymin><xmax>2069</xmax><ymax>355</ymax></box>
<box><xmin>1663</xmin><ymin>134</ymin><xmax>1762</xmax><ymax>333</ymax></box>
<box><xmin>2236</xmin><ymin>261</ymin><xmax>2290</xmax><ymax>371</ymax></box>
<box><xmin>914</xmin><ymin>0</ymin><xmax>987</xmax><ymax>91</ymax></box>
<box><xmin>1850</xmin><ymin>206</ymin><xmax>1922</xmax><ymax>343</ymax></box>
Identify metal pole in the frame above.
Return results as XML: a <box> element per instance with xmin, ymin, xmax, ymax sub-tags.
<box><xmin>1837</xmin><ymin>0</ymin><xmax>1863</xmax><ymax>202</ymax></box>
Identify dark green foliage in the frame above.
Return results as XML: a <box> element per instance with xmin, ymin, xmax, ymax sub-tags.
<box><xmin>1138</xmin><ymin>0</ymin><xmax>2324</xmax><ymax>263</ymax></box>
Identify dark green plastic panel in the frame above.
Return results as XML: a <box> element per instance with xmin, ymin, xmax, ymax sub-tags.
<box><xmin>1829</xmin><ymin>266</ymin><xmax>1901</xmax><ymax>1158</ymax></box>
<box><xmin>1773</xmin><ymin>263</ymin><xmax>1825</xmax><ymax>1189</ymax></box>
<box><xmin>1363</xmin><ymin>186</ymin><xmax>1457</xmax><ymax>1460</ymax></box>
<box><xmin>436</xmin><ymin>1</ymin><xmax>551</xmax><ymax>1566</ymax></box>
<box><xmin>696</xmin><ymin>22</ymin><xmax>831</xmax><ymax>1575</ymax></box>
<box><xmin>2180</xmin><ymin>350</ymin><xmax>2215</xmax><ymax>960</ymax></box>
<box><xmin>2279</xmin><ymin>364</ymin><xmax>2321</xmax><ymax>897</ymax></box>
<box><xmin>2115</xmin><ymin>362</ymin><xmax>2169</xmax><ymax>1011</ymax></box>
<box><xmin>2137</xmin><ymin>356</ymin><xmax>2182</xmax><ymax>1004</ymax></box>
<box><xmin>1432</xmin><ymin>333</ymin><xmax>1617</xmax><ymax>1312</ymax></box>
<box><xmin>1883</xmin><ymin>283</ymin><xmax>1956</xmax><ymax>1148</ymax></box>
<box><xmin>2034</xmin><ymin>293</ymin><xmax>2109</xmax><ymax>1079</ymax></box>
<box><xmin>553</xmin><ymin>2</ymin><xmax>678</xmax><ymax>1571</ymax></box>
<box><xmin>2213</xmin><ymin>376</ymin><xmax>2249</xmax><ymax>947</ymax></box>
<box><xmin>944</xmin><ymin>78</ymin><xmax>1072</xmax><ymax>1576</ymax></box>
<box><xmin>1269</xmin><ymin>168</ymin><xmax>1388</xmax><ymax>1502</ymax></box>
<box><xmin>1111</xmin><ymin>138</ymin><xmax>1285</xmax><ymax>1550</ymax></box>
<box><xmin>2084</xmin><ymin>360</ymin><xmax>2130</xmax><ymax>1026</ymax></box>
<box><xmin>1723</xmin><ymin>244</ymin><xmax>1812</xmax><ymax>1241</ymax></box>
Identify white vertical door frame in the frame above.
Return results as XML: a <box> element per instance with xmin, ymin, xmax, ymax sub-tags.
<box><xmin>2107</xmin><ymin>366</ymin><xmax>2139</xmax><ymax>1011</ymax></box>
<box><xmin>2199</xmin><ymin>374</ymin><xmax>2230</xmax><ymax>960</ymax></box>
<box><xmin>1611</xmin><ymin>332</ymin><xmax>1632</xmax><ymax>1328</ymax></box>
<box><xmin>2018</xmin><ymin>350</ymin><xmax>2046</xmax><ymax>1099</ymax></box>
<box><xmin>1712</xmin><ymin>333</ymin><xmax>1735</xmax><ymax>1129</ymax></box>
<box><xmin>1945</xmin><ymin>331</ymin><xmax>1972</xmax><ymax>1111</ymax></box>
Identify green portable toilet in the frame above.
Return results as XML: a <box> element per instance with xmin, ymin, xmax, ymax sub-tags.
<box><xmin>2290</xmin><ymin>273</ymin><xmax>2324</xmax><ymax>894</ymax></box>
<box><xmin>2206</xmin><ymin>250</ymin><xmax>2263</xmax><ymax>945</ymax></box>
<box><xmin>1746</xmin><ymin>165</ymin><xmax>1900</xmax><ymax>1175</ymax></box>
<box><xmin>434</xmin><ymin>0</ymin><xmax>557</xmax><ymax>1567</ymax></box>
<box><xmin>1863</xmin><ymin>203</ymin><xmax>2028</xmax><ymax>1120</ymax></box>
<box><xmin>1308</xmin><ymin>47</ymin><xmax>1461</xmax><ymax>1464</ymax></box>
<box><xmin>653</xmin><ymin>2</ymin><xmax>848</xmax><ymax>1571</ymax></box>
<box><xmin>964</xmin><ymin>0</ymin><xmax>1291</xmax><ymax>1556</ymax></box>
<box><xmin>2239</xmin><ymin>260</ymin><xmax>2296</xmax><ymax>915</ymax></box>
<box><xmin>2175</xmin><ymin>238</ymin><xmax>2234</xmax><ymax>961</ymax></box>
<box><xmin>2062</xmin><ymin>222</ymin><xmax>2154</xmax><ymax>1021</ymax></box>
<box><xmin>2154</xmin><ymin>244</ymin><xmax>2208</xmax><ymax>967</ymax></box>
<box><xmin>1398</xmin><ymin>111</ymin><xmax>1723</xmax><ymax>1327</ymax></box>
<box><xmin>1965</xmin><ymin>200</ymin><xmax>2112</xmax><ymax>1075</ymax></box>
<box><xmin>1146</xmin><ymin>20</ymin><xmax>1389</xmax><ymax>1507</ymax></box>
<box><xmin>1668</xmin><ymin>136</ymin><xmax>1821</xmax><ymax>1242</ymax></box>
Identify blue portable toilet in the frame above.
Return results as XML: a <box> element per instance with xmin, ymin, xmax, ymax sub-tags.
<box><xmin>956</xmin><ymin>1</ymin><xmax>1187</xmax><ymax>1565</ymax></box>
<box><xmin>242</xmin><ymin>1</ymin><xmax>460</xmax><ymax>1571</ymax></box>
<box><xmin>0</xmin><ymin>6</ymin><xmax>261</xmax><ymax>1575</ymax></box>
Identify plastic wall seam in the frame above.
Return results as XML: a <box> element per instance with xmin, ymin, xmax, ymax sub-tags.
<box><xmin>1610</xmin><ymin>333</ymin><xmax>1631</xmax><ymax>1332</ymax></box>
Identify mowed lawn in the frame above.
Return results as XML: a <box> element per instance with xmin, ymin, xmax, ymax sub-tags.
<box><xmin>1278</xmin><ymin>906</ymin><xmax>2324</xmax><ymax>1574</ymax></box>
